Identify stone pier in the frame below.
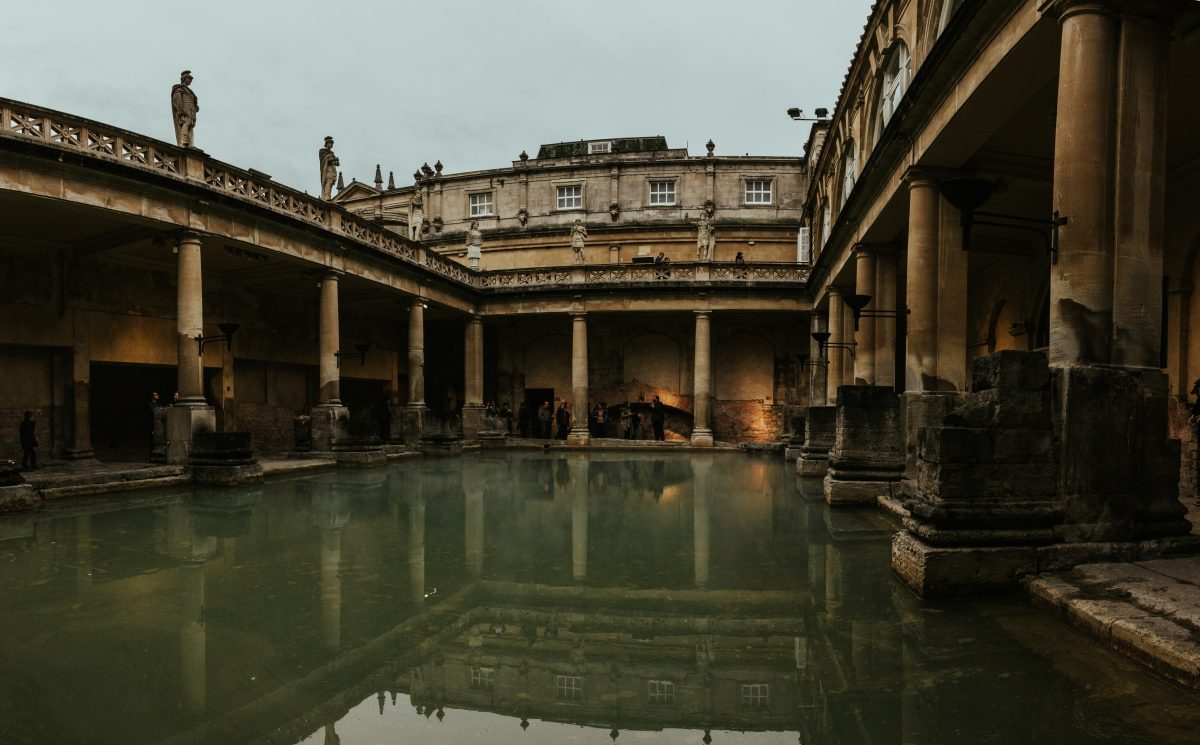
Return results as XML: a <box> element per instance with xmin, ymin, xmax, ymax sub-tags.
<box><xmin>796</xmin><ymin>405</ymin><xmax>836</xmax><ymax>477</ymax></box>
<box><xmin>823</xmin><ymin>386</ymin><xmax>902</xmax><ymax>505</ymax></box>
<box><xmin>311</xmin><ymin>270</ymin><xmax>349</xmax><ymax>451</ymax></box>
<box><xmin>166</xmin><ymin>231</ymin><xmax>215</xmax><ymax>463</ymax></box>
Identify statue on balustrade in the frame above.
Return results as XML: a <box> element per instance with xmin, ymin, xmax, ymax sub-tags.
<box><xmin>695</xmin><ymin>213</ymin><xmax>716</xmax><ymax>261</ymax></box>
<box><xmin>409</xmin><ymin>192</ymin><xmax>425</xmax><ymax>240</ymax></box>
<box><xmin>570</xmin><ymin>219</ymin><xmax>588</xmax><ymax>264</ymax></box>
<box><xmin>319</xmin><ymin>136</ymin><xmax>340</xmax><ymax>201</ymax></box>
<box><xmin>170</xmin><ymin>70</ymin><xmax>199</xmax><ymax>148</ymax></box>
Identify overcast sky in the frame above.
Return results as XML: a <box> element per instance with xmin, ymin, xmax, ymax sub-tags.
<box><xmin>3</xmin><ymin>1</ymin><xmax>870</xmax><ymax>193</ymax></box>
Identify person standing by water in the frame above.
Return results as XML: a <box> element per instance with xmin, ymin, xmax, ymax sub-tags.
<box><xmin>650</xmin><ymin>395</ymin><xmax>666</xmax><ymax>441</ymax></box>
<box><xmin>538</xmin><ymin>401</ymin><xmax>552</xmax><ymax>439</ymax></box>
<box><xmin>146</xmin><ymin>391</ymin><xmax>161</xmax><ymax>458</ymax></box>
<box><xmin>555</xmin><ymin>401</ymin><xmax>571</xmax><ymax>440</ymax></box>
<box><xmin>19</xmin><ymin>411</ymin><xmax>38</xmax><ymax>470</ymax></box>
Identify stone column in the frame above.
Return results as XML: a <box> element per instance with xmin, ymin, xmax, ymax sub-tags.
<box><xmin>311</xmin><ymin>271</ymin><xmax>348</xmax><ymax>451</ymax></box>
<box><xmin>905</xmin><ymin>172</ymin><xmax>940</xmax><ymax>392</ymax></box>
<box><xmin>569</xmin><ymin>456</ymin><xmax>588</xmax><ymax>580</ymax></box>
<box><xmin>567</xmin><ymin>312</ymin><xmax>590</xmax><ymax>446</ymax></box>
<box><xmin>1112</xmin><ymin>10</ymin><xmax>1170</xmax><ymax>367</ymax></box>
<box><xmin>937</xmin><ymin>196</ymin><xmax>968</xmax><ymax>392</ymax></box>
<box><xmin>691</xmin><ymin>310</ymin><xmax>714</xmax><ymax>447</ymax></box>
<box><xmin>404</xmin><ymin>301</ymin><xmax>427</xmax><ymax>443</ymax></box>
<box><xmin>1049</xmin><ymin>0</ymin><xmax>1118</xmax><ymax>367</ymax></box>
<box><xmin>808</xmin><ymin>313</ymin><xmax>829</xmax><ymax>406</ymax></box>
<box><xmin>64</xmin><ymin>309</ymin><xmax>93</xmax><ymax>459</ymax></box>
<box><xmin>874</xmin><ymin>250</ymin><xmax>898</xmax><ymax>388</ymax></box>
<box><xmin>826</xmin><ymin>288</ymin><xmax>847</xmax><ymax>405</ymax></box>
<box><xmin>462</xmin><ymin>315</ymin><xmax>485</xmax><ymax>439</ymax></box>
<box><xmin>853</xmin><ymin>249</ymin><xmax>876</xmax><ymax>385</ymax></box>
<box><xmin>166</xmin><ymin>231</ymin><xmax>215</xmax><ymax>463</ymax></box>
<box><xmin>319</xmin><ymin>526</ymin><xmax>342</xmax><ymax>649</ymax></box>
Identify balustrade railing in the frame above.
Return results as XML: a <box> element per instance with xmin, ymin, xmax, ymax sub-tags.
<box><xmin>477</xmin><ymin>261</ymin><xmax>808</xmax><ymax>291</ymax></box>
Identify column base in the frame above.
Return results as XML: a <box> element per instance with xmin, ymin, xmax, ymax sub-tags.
<box><xmin>690</xmin><ymin>428</ymin><xmax>714</xmax><ymax>448</ymax></box>
<box><xmin>824</xmin><ymin>471</ymin><xmax>900</xmax><ymax>505</ymax></box>
<box><xmin>824</xmin><ymin>387</ymin><xmax>901</xmax><ymax>507</ymax></box>
<box><xmin>900</xmin><ymin>391</ymin><xmax>962</xmax><ymax>498</ymax></box>
<box><xmin>566</xmin><ymin>427</ymin><xmax>590</xmax><ymax>447</ymax></box>
<box><xmin>795</xmin><ymin>406</ymin><xmax>836</xmax><ymax>477</ymax></box>
<box><xmin>165</xmin><ymin>405</ymin><xmax>216</xmax><ymax>465</ymax></box>
<box><xmin>402</xmin><ymin>404</ymin><xmax>427</xmax><ymax>444</ymax></box>
<box><xmin>462</xmin><ymin>404</ymin><xmax>485</xmax><ymax>441</ymax></box>
<box><xmin>796</xmin><ymin>450</ymin><xmax>830</xmax><ymax>476</ymax></box>
<box><xmin>310</xmin><ymin>402</ymin><xmax>349</xmax><ymax>452</ymax></box>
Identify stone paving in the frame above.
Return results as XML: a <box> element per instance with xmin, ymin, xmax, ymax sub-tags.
<box><xmin>1029</xmin><ymin>498</ymin><xmax>1200</xmax><ymax>689</ymax></box>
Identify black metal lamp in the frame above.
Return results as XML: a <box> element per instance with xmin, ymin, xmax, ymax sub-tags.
<box><xmin>335</xmin><ymin>342</ymin><xmax>371</xmax><ymax>367</ymax></box>
<box><xmin>811</xmin><ymin>330</ymin><xmax>855</xmax><ymax>359</ymax></box>
<box><xmin>787</xmin><ymin>107</ymin><xmax>830</xmax><ymax>121</ymax></box>
<box><xmin>195</xmin><ymin>322</ymin><xmax>240</xmax><ymax>356</ymax></box>
<box><xmin>841</xmin><ymin>293</ymin><xmax>903</xmax><ymax>331</ymax></box>
<box><xmin>938</xmin><ymin>176</ymin><xmax>1068</xmax><ymax>264</ymax></box>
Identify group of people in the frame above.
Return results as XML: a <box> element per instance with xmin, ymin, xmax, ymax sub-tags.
<box><xmin>513</xmin><ymin>396</ymin><xmax>668</xmax><ymax>441</ymax></box>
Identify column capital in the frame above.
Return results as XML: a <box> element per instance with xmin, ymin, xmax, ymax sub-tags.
<box><xmin>902</xmin><ymin>166</ymin><xmax>953</xmax><ymax>189</ymax></box>
<box><xmin>1039</xmin><ymin>0</ymin><xmax>1119</xmax><ymax>22</ymax></box>
<box><xmin>408</xmin><ymin>300</ymin><xmax>428</xmax><ymax>311</ymax></box>
<box><xmin>828</xmin><ymin>285</ymin><xmax>851</xmax><ymax>297</ymax></box>
<box><xmin>854</xmin><ymin>242</ymin><xmax>898</xmax><ymax>257</ymax></box>
<box><xmin>176</xmin><ymin>229</ymin><xmax>205</xmax><ymax>245</ymax></box>
<box><xmin>466</xmin><ymin>313</ymin><xmax>483</xmax><ymax>325</ymax></box>
<box><xmin>569</xmin><ymin>310</ymin><xmax>588</xmax><ymax>319</ymax></box>
<box><xmin>694</xmin><ymin>309</ymin><xmax>712</xmax><ymax>317</ymax></box>
<box><xmin>319</xmin><ymin>269</ymin><xmax>343</xmax><ymax>284</ymax></box>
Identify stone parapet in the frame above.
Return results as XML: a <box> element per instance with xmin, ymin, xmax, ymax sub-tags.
<box><xmin>823</xmin><ymin>386</ymin><xmax>902</xmax><ymax>505</ymax></box>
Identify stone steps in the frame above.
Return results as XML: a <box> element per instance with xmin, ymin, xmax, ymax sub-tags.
<box><xmin>1029</xmin><ymin>559</ymin><xmax>1200</xmax><ymax>689</ymax></box>
<box><xmin>30</xmin><ymin>465</ymin><xmax>189</xmax><ymax>500</ymax></box>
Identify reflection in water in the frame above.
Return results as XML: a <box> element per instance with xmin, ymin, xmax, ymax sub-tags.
<box><xmin>0</xmin><ymin>453</ymin><xmax>1196</xmax><ymax>745</ymax></box>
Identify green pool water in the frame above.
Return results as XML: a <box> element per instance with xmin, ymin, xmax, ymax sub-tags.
<box><xmin>0</xmin><ymin>451</ymin><xmax>1196</xmax><ymax>745</ymax></box>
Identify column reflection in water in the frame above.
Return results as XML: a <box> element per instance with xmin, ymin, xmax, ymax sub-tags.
<box><xmin>313</xmin><ymin>485</ymin><xmax>350</xmax><ymax>650</ymax></box>
<box><xmin>409</xmin><ymin>484</ymin><xmax>426</xmax><ymax>604</ymax></box>
<box><xmin>463</xmin><ymin>461</ymin><xmax>484</xmax><ymax>579</ymax></box>
<box><xmin>74</xmin><ymin>514</ymin><xmax>92</xmax><ymax>589</ymax></box>
<box><xmin>692</xmin><ymin>454</ymin><xmax>712</xmax><ymax>588</ymax></box>
<box><xmin>157</xmin><ymin>503</ymin><xmax>217</xmax><ymax>717</ymax></box>
<box><xmin>569</xmin><ymin>455</ymin><xmax>588</xmax><ymax>581</ymax></box>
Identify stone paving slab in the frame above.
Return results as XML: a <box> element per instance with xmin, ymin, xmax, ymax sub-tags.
<box><xmin>1029</xmin><ymin>557</ymin><xmax>1200</xmax><ymax>689</ymax></box>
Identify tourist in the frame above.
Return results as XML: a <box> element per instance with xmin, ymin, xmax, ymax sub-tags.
<box><xmin>500</xmin><ymin>402</ymin><xmax>513</xmax><ymax>434</ymax></box>
<box><xmin>590</xmin><ymin>403</ymin><xmax>603</xmax><ymax>438</ymax></box>
<box><xmin>538</xmin><ymin>401</ymin><xmax>552</xmax><ymax>438</ymax></box>
<box><xmin>555</xmin><ymin>401</ymin><xmax>571</xmax><ymax>439</ymax></box>
<box><xmin>517</xmin><ymin>401</ymin><xmax>530</xmax><ymax>437</ymax></box>
<box><xmin>18</xmin><ymin>411</ymin><xmax>38</xmax><ymax>470</ymax></box>
<box><xmin>146</xmin><ymin>391</ymin><xmax>161</xmax><ymax>456</ymax></box>
<box><xmin>650</xmin><ymin>395</ymin><xmax>666</xmax><ymax>441</ymax></box>
<box><xmin>619</xmin><ymin>403</ymin><xmax>632</xmax><ymax>439</ymax></box>
<box><xmin>735</xmin><ymin>251</ymin><xmax>745</xmax><ymax>265</ymax></box>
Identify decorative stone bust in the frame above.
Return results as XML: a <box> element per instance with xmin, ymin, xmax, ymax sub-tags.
<box><xmin>170</xmin><ymin>70</ymin><xmax>199</xmax><ymax>148</ymax></box>
<box><xmin>319</xmin><ymin>136</ymin><xmax>340</xmax><ymax>201</ymax></box>
<box><xmin>570</xmin><ymin>219</ymin><xmax>588</xmax><ymax>264</ymax></box>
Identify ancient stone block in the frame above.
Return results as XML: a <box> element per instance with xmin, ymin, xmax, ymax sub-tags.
<box><xmin>797</xmin><ymin>405</ymin><xmax>836</xmax><ymax>476</ymax></box>
<box><xmin>890</xmin><ymin>530</ymin><xmax>1038</xmax><ymax>597</ymax></box>
<box><xmin>825</xmin><ymin>387</ymin><xmax>902</xmax><ymax>505</ymax></box>
<box><xmin>970</xmin><ymin>349</ymin><xmax>1050</xmax><ymax>392</ymax></box>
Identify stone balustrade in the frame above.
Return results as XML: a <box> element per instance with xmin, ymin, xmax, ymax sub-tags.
<box><xmin>477</xmin><ymin>261</ymin><xmax>809</xmax><ymax>293</ymax></box>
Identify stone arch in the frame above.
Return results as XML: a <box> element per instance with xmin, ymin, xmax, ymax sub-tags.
<box><xmin>522</xmin><ymin>333</ymin><xmax>570</xmax><ymax>402</ymax></box>
<box><xmin>622</xmin><ymin>332</ymin><xmax>682</xmax><ymax>393</ymax></box>
<box><xmin>714</xmin><ymin>332</ymin><xmax>775</xmax><ymax>401</ymax></box>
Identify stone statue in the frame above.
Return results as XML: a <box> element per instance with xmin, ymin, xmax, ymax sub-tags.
<box><xmin>466</xmin><ymin>220</ymin><xmax>483</xmax><ymax>270</ymax></box>
<box><xmin>409</xmin><ymin>192</ymin><xmax>425</xmax><ymax>240</ymax></box>
<box><xmin>170</xmin><ymin>70</ymin><xmax>199</xmax><ymax>148</ymax></box>
<box><xmin>319</xmin><ymin>137</ymin><xmax>340</xmax><ymax>201</ymax></box>
<box><xmin>570</xmin><ymin>219</ymin><xmax>588</xmax><ymax>264</ymax></box>
<box><xmin>696</xmin><ymin>213</ymin><xmax>716</xmax><ymax>261</ymax></box>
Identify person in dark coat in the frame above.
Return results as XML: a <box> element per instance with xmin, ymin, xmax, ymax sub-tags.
<box><xmin>555</xmin><ymin>402</ymin><xmax>571</xmax><ymax>439</ymax></box>
<box><xmin>19</xmin><ymin>411</ymin><xmax>38</xmax><ymax>469</ymax></box>
<box><xmin>650</xmin><ymin>396</ymin><xmax>666</xmax><ymax>441</ymax></box>
<box><xmin>538</xmin><ymin>401</ymin><xmax>552</xmax><ymax>439</ymax></box>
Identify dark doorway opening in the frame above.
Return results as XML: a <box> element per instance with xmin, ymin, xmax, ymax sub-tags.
<box><xmin>91</xmin><ymin>362</ymin><xmax>176</xmax><ymax>461</ymax></box>
<box><xmin>342</xmin><ymin>378</ymin><xmax>389</xmax><ymax>439</ymax></box>
<box><xmin>524</xmin><ymin>388</ymin><xmax>553</xmax><ymax>438</ymax></box>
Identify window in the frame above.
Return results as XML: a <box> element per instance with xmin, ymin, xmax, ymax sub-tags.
<box><xmin>648</xmin><ymin>180</ymin><xmax>676</xmax><ymax>206</ymax></box>
<box><xmin>745</xmin><ymin>179</ymin><xmax>773</xmax><ymax>205</ymax></box>
<box><xmin>648</xmin><ymin>680</ymin><xmax>675</xmax><ymax>704</ymax></box>
<box><xmin>556</xmin><ymin>675</ymin><xmax>583</xmax><ymax>701</ymax></box>
<box><xmin>469</xmin><ymin>192</ymin><xmax>494</xmax><ymax>217</ymax></box>
<box><xmin>470</xmin><ymin>666</ymin><xmax>495</xmax><ymax>690</ymax></box>
<box><xmin>741</xmin><ymin>683</ymin><xmax>770</xmax><ymax>709</ymax></box>
<box><xmin>937</xmin><ymin>0</ymin><xmax>963</xmax><ymax>36</ymax></box>
<box><xmin>557</xmin><ymin>184</ymin><xmax>583</xmax><ymax>210</ymax></box>
<box><xmin>588</xmin><ymin>141</ymin><xmax>612</xmax><ymax>154</ymax></box>
<box><xmin>820</xmin><ymin>200</ymin><xmax>832</xmax><ymax>248</ymax></box>
<box><xmin>840</xmin><ymin>142</ymin><xmax>857</xmax><ymax>207</ymax></box>
<box><xmin>877</xmin><ymin>43</ymin><xmax>911</xmax><ymax>139</ymax></box>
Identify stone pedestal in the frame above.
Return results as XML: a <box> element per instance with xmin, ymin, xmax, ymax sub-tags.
<box><xmin>900</xmin><ymin>392</ymin><xmax>962</xmax><ymax>497</ymax></box>
<box><xmin>784</xmin><ymin>416</ymin><xmax>807</xmax><ymax>462</ymax></box>
<box><xmin>462</xmin><ymin>404</ymin><xmax>485</xmax><ymax>441</ymax></box>
<box><xmin>0</xmin><ymin>463</ymin><xmax>37</xmax><ymax>513</ymax></box>
<box><xmin>402</xmin><ymin>404</ymin><xmax>427</xmax><ymax>445</ymax></box>
<box><xmin>310</xmin><ymin>403</ymin><xmax>349</xmax><ymax>452</ymax></box>
<box><xmin>190</xmin><ymin>432</ymin><xmax>262</xmax><ymax>486</ymax></box>
<box><xmin>796</xmin><ymin>406</ymin><xmax>836</xmax><ymax>476</ymax></box>
<box><xmin>823</xmin><ymin>387</ymin><xmax>901</xmax><ymax>505</ymax></box>
<box><xmin>166</xmin><ymin>405</ymin><xmax>216</xmax><ymax>465</ymax></box>
<box><xmin>331</xmin><ymin>421</ymin><xmax>386</xmax><ymax>467</ymax></box>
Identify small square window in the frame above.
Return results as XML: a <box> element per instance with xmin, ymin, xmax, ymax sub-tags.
<box><xmin>588</xmin><ymin>141</ymin><xmax>611</xmax><ymax>154</ymax></box>
<box><xmin>469</xmin><ymin>192</ymin><xmax>494</xmax><ymax>217</ymax></box>
<box><xmin>556</xmin><ymin>675</ymin><xmax>583</xmax><ymax>701</ymax></box>
<box><xmin>648</xmin><ymin>680</ymin><xmax>675</xmax><ymax>704</ymax></box>
<box><xmin>470</xmin><ymin>666</ymin><xmax>495</xmax><ymax>691</ymax></box>
<box><xmin>557</xmin><ymin>185</ymin><xmax>583</xmax><ymax>210</ymax></box>
<box><xmin>745</xmin><ymin>179</ymin><xmax>773</xmax><ymax>205</ymax></box>
<box><xmin>648</xmin><ymin>180</ymin><xmax>676</xmax><ymax>206</ymax></box>
<box><xmin>740</xmin><ymin>683</ymin><xmax>770</xmax><ymax>709</ymax></box>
